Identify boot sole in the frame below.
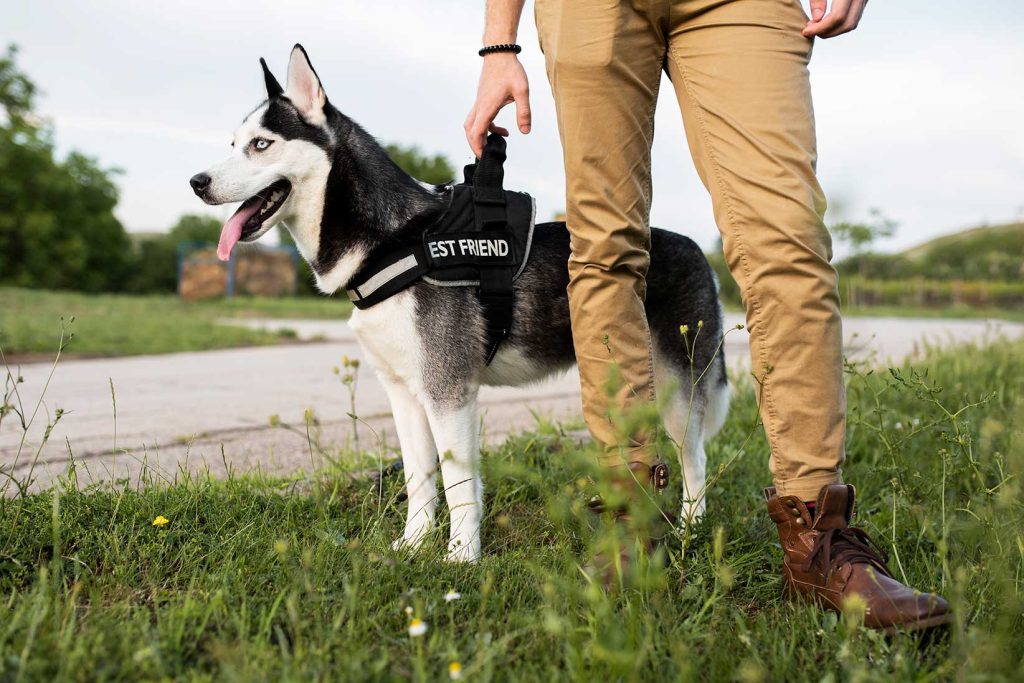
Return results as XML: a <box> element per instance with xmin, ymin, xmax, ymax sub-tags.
<box><xmin>879</xmin><ymin>612</ymin><xmax>953</xmax><ymax>636</ymax></box>
<box><xmin>783</xmin><ymin>580</ymin><xmax>954</xmax><ymax>635</ymax></box>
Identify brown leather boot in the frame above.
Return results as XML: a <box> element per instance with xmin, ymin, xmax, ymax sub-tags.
<box><xmin>765</xmin><ymin>484</ymin><xmax>952</xmax><ymax>633</ymax></box>
<box><xmin>588</xmin><ymin>461</ymin><xmax>670</xmax><ymax>585</ymax></box>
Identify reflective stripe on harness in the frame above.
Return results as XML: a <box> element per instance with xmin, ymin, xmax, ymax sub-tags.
<box><xmin>349</xmin><ymin>253</ymin><xmax>421</xmax><ymax>301</ymax></box>
<box><xmin>345</xmin><ymin>243</ymin><xmax>430</xmax><ymax>309</ymax></box>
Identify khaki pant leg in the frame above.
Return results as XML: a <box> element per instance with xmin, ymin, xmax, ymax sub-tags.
<box><xmin>535</xmin><ymin>0</ymin><xmax>666</xmax><ymax>467</ymax></box>
<box><xmin>665</xmin><ymin>0</ymin><xmax>845</xmax><ymax>500</ymax></box>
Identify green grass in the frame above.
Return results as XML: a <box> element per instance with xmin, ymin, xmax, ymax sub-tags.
<box><xmin>0</xmin><ymin>288</ymin><xmax>352</xmax><ymax>358</ymax></box>
<box><xmin>1</xmin><ymin>336</ymin><xmax>1021</xmax><ymax>681</ymax></box>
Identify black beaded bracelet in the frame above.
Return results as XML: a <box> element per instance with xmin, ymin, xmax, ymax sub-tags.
<box><xmin>479</xmin><ymin>43</ymin><xmax>522</xmax><ymax>57</ymax></box>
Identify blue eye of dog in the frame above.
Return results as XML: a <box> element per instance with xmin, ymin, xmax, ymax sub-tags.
<box><xmin>252</xmin><ymin>138</ymin><xmax>273</xmax><ymax>151</ymax></box>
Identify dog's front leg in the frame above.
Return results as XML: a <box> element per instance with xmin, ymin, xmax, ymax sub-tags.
<box><xmin>425</xmin><ymin>397</ymin><xmax>483</xmax><ymax>563</ymax></box>
<box><xmin>381</xmin><ymin>378</ymin><xmax>438</xmax><ymax>551</ymax></box>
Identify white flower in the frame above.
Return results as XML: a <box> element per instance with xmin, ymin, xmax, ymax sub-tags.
<box><xmin>448</xmin><ymin>661</ymin><xmax>463</xmax><ymax>680</ymax></box>
<box><xmin>444</xmin><ymin>591</ymin><xmax>462</xmax><ymax>603</ymax></box>
<box><xmin>404</xmin><ymin>605</ymin><xmax>414</xmax><ymax>615</ymax></box>
<box><xmin>408</xmin><ymin>618</ymin><xmax>428</xmax><ymax>637</ymax></box>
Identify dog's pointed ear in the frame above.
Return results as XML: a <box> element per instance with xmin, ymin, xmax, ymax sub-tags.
<box><xmin>284</xmin><ymin>44</ymin><xmax>326</xmax><ymax>125</ymax></box>
<box><xmin>260</xmin><ymin>57</ymin><xmax>284</xmax><ymax>99</ymax></box>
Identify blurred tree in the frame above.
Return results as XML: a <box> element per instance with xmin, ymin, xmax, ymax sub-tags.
<box><xmin>130</xmin><ymin>214</ymin><xmax>222</xmax><ymax>293</ymax></box>
<box><xmin>166</xmin><ymin>213</ymin><xmax>222</xmax><ymax>243</ymax></box>
<box><xmin>0</xmin><ymin>44</ymin><xmax>131</xmax><ymax>292</ymax></box>
<box><xmin>384</xmin><ymin>143</ymin><xmax>454</xmax><ymax>185</ymax></box>
<box><xmin>0</xmin><ymin>45</ymin><xmax>35</xmax><ymax>132</ymax></box>
<box><xmin>831</xmin><ymin>208</ymin><xmax>898</xmax><ymax>256</ymax></box>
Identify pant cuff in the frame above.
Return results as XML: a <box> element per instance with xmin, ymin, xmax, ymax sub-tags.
<box><xmin>773</xmin><ymin>470</ymin><xmax>843</xmax><ymax>502</ymax></box>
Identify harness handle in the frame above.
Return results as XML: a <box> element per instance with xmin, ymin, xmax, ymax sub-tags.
<box><xmin>470</xmin><ymin>133</ymin><xmax>513</xmax><ymax>364</ymax></box>
<box><xmin>468</xmin><ymin>134</ymin><xmax>507</xmax><ymax>203</ymax></box>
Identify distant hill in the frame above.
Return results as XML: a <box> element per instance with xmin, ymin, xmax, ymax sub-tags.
<box><xmin>901</xmin><ymin>222</ymin><xmax>1023</xmax><ymax>280</ymax></box>
<box><xmin>902</xmin><ymin>221</ymin><xmax>1023</xmax><ymax>258</ymax></box>
<box><xmin>839</xmin><ymin>221</ymin><xmax>1024</xmax><ymax>281</ymax></box>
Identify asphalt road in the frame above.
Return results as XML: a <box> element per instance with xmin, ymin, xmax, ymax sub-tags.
<box><xmin>3</xmin><ymin>314</ymin><xmax>1020</xmax><ymax>490</ymax></box>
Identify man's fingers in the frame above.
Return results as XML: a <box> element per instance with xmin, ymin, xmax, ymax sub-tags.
<box><xmin>820</xmin><ymin>0</ymin><xmax>865</xmax><ymax>37</ymax></box>
<box><xmin>464</xmin><ymin>106</ymin><xmax>478</xmax><ymax>151</ymax></box>
<box><xmin>467</xmin><ymin>114</ymin><xmax>486</xmax><ymax>157</ymax></box>
<box><xmin>514</xmin><ymin>87</ymin><xmax>532</xmax><ymax>134</ymax></box>
<box><xmin>488</xmin><ymin>122</ymin><xmax>510</xmax><ymax>137</ymax></box>
<box><xmin>802</xmin><ymin>0</ymin><xmax>849</xmax><ymax>37</ymax></box>
<box><xmin>471</xmin><ymin>104</ymin><xmax>503</xmax><ymax>156</ymax></box>
<box><xmin>808</xmin><ymin>0</ymin><xmax>827</xmax><ymax>22</ymax></box>
<box><xmin>820</xmin><ymin>19</ymin><xmax>856</xmax><ymax>38</ymax></box>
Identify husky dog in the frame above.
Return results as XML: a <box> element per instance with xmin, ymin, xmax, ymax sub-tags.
<box><xmin>191</xmin><ymin>45</ymin><xmax>729</xmax><ymax>562</ymax></box>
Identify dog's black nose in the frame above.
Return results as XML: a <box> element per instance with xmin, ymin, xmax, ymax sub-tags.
<box><xmin>189</xmin><ymin>172</ymin><xmax>211</xmax><ymax>195</ymax></box>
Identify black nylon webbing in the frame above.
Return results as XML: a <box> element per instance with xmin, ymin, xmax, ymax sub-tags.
<box><xmin>347</xmin><ymin>243</ymin><xmax>429</xmax><ymax>309</ymax></box>
<box><xmin>473</xmin><ymin>134</ymin><xmax>515</xmax><ymax>364</ymax></box>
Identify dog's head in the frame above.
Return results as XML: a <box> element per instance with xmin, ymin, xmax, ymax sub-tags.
<box><xmin>190</xmin><ymin>44</ymin><xmax>334</xmax><ymax>261</ymax></box>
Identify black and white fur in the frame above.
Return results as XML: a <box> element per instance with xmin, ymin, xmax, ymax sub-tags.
<box><xmin>192</xmin><ymin>45</ymin><xmax>730</xmax><ymax>562</ymax></box>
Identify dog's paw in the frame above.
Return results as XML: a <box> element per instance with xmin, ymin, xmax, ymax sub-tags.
<box><xmin>392</xmin><ymin>526</ymin><xmax>431</xmax><ymax>552</ymax></box>
<box><xmin>391</xmin><ymin>537</ymin><xmax>419</xmax><ymax>552</ymax></box>
<box><xmin>444</xmin><ymin>538</ymin><xmax>481</xmax><ymax>564</ymax></box>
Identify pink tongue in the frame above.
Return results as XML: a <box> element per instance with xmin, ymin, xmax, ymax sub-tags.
<box><xmin>217</xmin><ymin>201</ymin><xmax>262</xmax><ymax>261</ymax></box>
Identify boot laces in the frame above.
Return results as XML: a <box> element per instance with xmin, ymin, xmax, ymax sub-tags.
<box><xmin>800</xmin><ymin>526</ymin><xmax>893</xmax><ymax>578</ymax></box>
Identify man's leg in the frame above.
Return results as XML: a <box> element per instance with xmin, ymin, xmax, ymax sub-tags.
<box><xmin>665</xmin><ymin>0</ymin><xmax>844</xmax><ymax>500</ymax></box>
<box><xmin>535</xmin><ymin>0</ymin><xmax>666</xmax><ymax>467</ymax></box>
<box><xmin>665</xmin><ymin>0</ymin><xmax>950</xmax><ymax>630</ymax></box>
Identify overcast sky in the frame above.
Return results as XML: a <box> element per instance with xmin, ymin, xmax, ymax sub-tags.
<box><xmin>3</xmin><ymin>1</ymin><xmax>1022</xmax><ymax>254</ymax></box>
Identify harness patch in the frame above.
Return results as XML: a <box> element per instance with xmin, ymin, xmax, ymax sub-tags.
<box><xmin>426</xmin><ymin>232</ymin><xmax>516</xmax><ymax>266</ymax></box>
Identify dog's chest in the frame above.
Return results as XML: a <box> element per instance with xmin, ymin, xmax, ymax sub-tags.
<box><xmin>348</xmin><ymin>290</ymin><xmax>423</xmax><ymax>385</ymax></box>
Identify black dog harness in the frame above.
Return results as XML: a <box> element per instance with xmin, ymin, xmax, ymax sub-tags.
<box><xmin>345</xmin><ymin>134</ymin><xmax>535</xmax><ymax>364</ymax></box>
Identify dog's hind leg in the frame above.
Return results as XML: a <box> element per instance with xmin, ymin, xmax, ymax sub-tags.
<box><xmin>657</xmin><ymin>354</ymin><xmax>731</xmax><ymax>531</ymax></box>
<box><xmin>654</xmin><ymin>351</ymin><xmax>708</xmax><ymax>530</ymax></box>
<box><xmin>424</xmin><ymin>393</ymin><xmax>483</xmax><ymax>563</ymax></box>
<box><xmin>662</xmin><ymin>386</ymin><xmax>708</xmax><ymax>528</ymax></box>
<box><xmin>381</xmin><ymin>377</ymin><xmax>439</xmax><ymax>552</ymax></box>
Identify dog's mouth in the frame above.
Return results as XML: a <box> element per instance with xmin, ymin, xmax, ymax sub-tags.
<box><xmin>217</xmin><ymin>179</ymin><xmax>292</xmax><ymax>261</ymax></box>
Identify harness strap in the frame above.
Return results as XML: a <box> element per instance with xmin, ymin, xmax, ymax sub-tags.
<box><xmin>346</xmin><ymin>243</ymin><xmax>430</xmax><ymax>309</ymax></box>
<box><xmin>472</xmin><ymin>134</ymin><xmax>515</xmax><ymax>364</ymax></box>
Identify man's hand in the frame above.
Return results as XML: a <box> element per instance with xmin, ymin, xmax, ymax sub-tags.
<box><xmin>464</xmin><ymin>53</ymin><xmax>531</xmax><ymax>158</ymax></box>
<box><xmin>803</xmin><ymin>0</ymin><xmax>868</xmax><ymax>38</ymax></box>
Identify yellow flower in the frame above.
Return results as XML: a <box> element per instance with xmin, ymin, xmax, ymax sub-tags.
<box><xmin>448</xmin><ymin>661</ymin><xmax>463</xmax><ymax>680</ymax></box>
<box><xmin>152</xmin><ymin>515</ymin><xmax>169</xmax><ymax>527</ymax></box>
<box><xmin>408</xmin><ymin>618</ymin><xmax>428</xmax><ymax>637</ymax></box>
